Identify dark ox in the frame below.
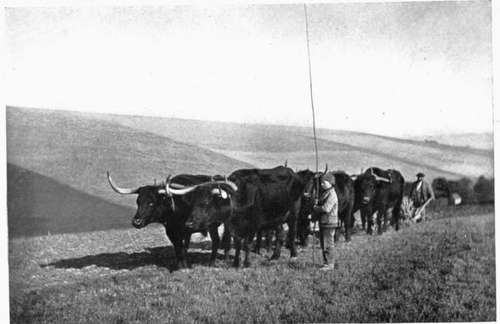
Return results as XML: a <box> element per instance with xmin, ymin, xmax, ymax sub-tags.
<box><xmin>352</xmin><ymin>167</ymin><xmax>404</xmax><ymax>234</ymax></box>
<box><xmin>106</xmin><ymin>172</ymin><xmax>233</xmax><ymax>269</ymax></box>
<box><xmin>183</xmin><ymin>166</ymin><xmax>313</xmax><ymax>267</ymax></box>
<box><xmin>297</xmin><ymin>169</ymin><xmax>355</xmax><ymax>243</ymax></box>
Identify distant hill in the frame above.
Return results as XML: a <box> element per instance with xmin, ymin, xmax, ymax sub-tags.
<box><xmin>82</xmin><ymin>110</ymin><xmax>492</xmax><ymax>179</ymax></box>
<box><xmin>410</xmin><ymin>132</ymin><xmax>493</xmax><ymax>151</ymax></box>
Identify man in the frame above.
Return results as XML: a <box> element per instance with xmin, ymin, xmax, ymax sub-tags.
<box><xmin>409</xmin><ymin>172</ymin><xmax>435</xmax><ymax>222</ymax></box>
<box><xmin>313</xmin><ymin>172</ymin><xmax>339</xmax><ymax>271</ymax></box>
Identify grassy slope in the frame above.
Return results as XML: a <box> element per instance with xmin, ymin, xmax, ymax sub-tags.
<box><xmin>411</xmin><ymin>132</ymin><xmax>494</xmax><ymax>151</ymax></box>
<box><xmin>6</xmin><ymin>107</ymin><xmax>254</xmax><ymax>237</ymax></box>
<box><xmin>313</xmin><ymin>130</ymin><xmax>493</xmax><ymax>178</ymax></box>
<box><xmin>7</xmin><ymin>163</ymin><xmax>136</xmax><ymax>238</ymax></box>
<box><xmin>84</xmin><ymin>110</ymin><xmax>492</xmax><ymax>179</ymax></box>
<box><xmin>10</xmin><ymin>205</ymin><xmax>495</xmax><ymax>323</ymax></box>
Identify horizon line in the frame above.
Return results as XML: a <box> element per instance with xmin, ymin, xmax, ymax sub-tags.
<box><xmin>6</xmin><ymin>104</ymin><xmax>494</xmax><ymax>140</ymax></box>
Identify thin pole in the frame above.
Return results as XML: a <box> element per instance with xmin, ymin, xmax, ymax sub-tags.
<box><xmin>304</xmin><ymin>4</ymin><xmax>319</xmax><ymax>174</ymax></box>
<box><xmin>304</xmin><ymin>3</ymin><xmax>319</xmax><ymax>266</ymax></box>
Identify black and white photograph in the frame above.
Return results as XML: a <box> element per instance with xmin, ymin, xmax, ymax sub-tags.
<box><xmin>4</xmin><ymin>0</ymin><xmax>496</xmax><ymax>322</ymax></box>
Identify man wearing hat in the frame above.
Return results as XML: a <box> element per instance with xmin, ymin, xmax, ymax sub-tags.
<box><xmin>409</xmin><ymin>172</ymin><xmax>435</xmax><ymax>222</ymax></box>
<box><xmin>312</xmin><ymin>172</ymin><xmax>339</xmax><ymax>271</ymax></box>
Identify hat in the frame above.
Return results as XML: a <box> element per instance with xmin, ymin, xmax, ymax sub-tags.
<box><xmin>416</xmin><ymin>172</ymin><xmax>425</xmax><ymax>178</ymax></box>
<box><xmin>321</xmin><ymin>172</ymin><xmax>336</xmax><ymax>185</ymax></box>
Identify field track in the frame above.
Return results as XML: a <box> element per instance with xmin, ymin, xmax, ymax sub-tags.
<box><xmin>10</xmin><ymin>204</ymin><xmax>495</xmax><ymax>323</ymax></box>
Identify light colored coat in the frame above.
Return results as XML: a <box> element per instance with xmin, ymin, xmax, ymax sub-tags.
<box><xmin>313</xmin><ymin>187</ymin><xmax>339</xmax><ymax>227</ymax></box>
<box><xmin>410</xmin><ymin>180</ymin><xmax>435</xmax><ymax>206</ymax></box>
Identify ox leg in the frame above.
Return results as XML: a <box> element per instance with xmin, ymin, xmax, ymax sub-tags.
<box><xmin>363</xmin><ymin>208</ymin><xmax>373</xmax><ymax>235</ymax></box>
<box><xmin>343</xmin><ymin>210</ymin><xmax>352</xmax><ymax>242</ymax></box>
<box><xmin>287</xmin><ymin>201</ymin><xmax>300</xmax><ymax>258</ymax></box>
<box><xmin>393</xmin><ymin>198</ymin><xmax>403</xmax><ymax>231</ymax></box>
<box><xmin>183</xmin><ymin>232</ymin><xmax>192</xmax><ymax>267</ymax></box>
<box><xmin>233</xmin><ymin>238</ymin><xmax>242</xmax><ymax>268</ymax></box>
<box><xmin>377</xmin><ymin>207</ymin><xmax>386</xmax><ymax>235</ymax></box>
<box><xmin>183</xmin><ymin>232</ymin><xmax>191</xmax><ymax>254</ymax></box>
<box><xmin>298</xmin><ymin>215</ymin><xmax>310</xmax><ymax>248</ymax></box>
<box><xmin>270</xmin><ymin>226</ymin><xmax>284</xmax><ymax>260</ymax></box>
<box><xmin>168</xmin><ymin>230</ymin><xmax>188</xmax><ymax>269</ymax></box>
<box><xmin>208</xmin><ymin>225</ymin><xmax>220</xmax><ymax>266</ymax></box>
<box><xmin>243</xmin><ymin>237</ymin><xmax>252</xmax><ymax>267</ymax></box>
<box><xmin>265</xmin><ymin>230</ymin><xmax>273</xmax><ymax>254</ymax></box>
<box><xmin>222</xmin><ymin>228</ymin><xmax>231</xmax><ymax>262</ymax></box>
<box><xmin>253</xmin><ymin>230</ymin><xmax>262</xmax><ymax>254</ymax></box>
<box><xmin>361</xmin><ymin>210</ymin><xmax>366</xmax><ymax>231</ymax></box>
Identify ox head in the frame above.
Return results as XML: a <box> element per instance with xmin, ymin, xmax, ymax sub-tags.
<box><xmin>107</xmin><ymin>171</ymin><xmax>173</xmax><ymax>228</ymax></box>
<box><xmin>357</xmin><ymin>168</ymin><xmax>391</xmax><ymax>205</ymax></box>
<box><xmin>183</xmin><ymin>179</ymin><xmax>238</xmax><ymax>230</ymax></box>
<box><xmin>299</xmin><ymin>164</ymin><xmax>328</xmax><ymax>200</ymax></box>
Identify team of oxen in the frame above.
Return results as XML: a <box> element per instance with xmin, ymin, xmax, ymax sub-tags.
<box><xmin>107</xmin><ymin>164</ymin><xmax>404</xmax><ymax>269</ymax></box>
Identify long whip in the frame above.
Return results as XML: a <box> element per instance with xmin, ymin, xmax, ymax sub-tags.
<box><xmin>304</xmin><ymin>3</ymin><xmax>319</xmax><ymax>265</ymax></box>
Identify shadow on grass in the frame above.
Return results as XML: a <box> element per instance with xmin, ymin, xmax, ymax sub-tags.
<box><xmin>40</xmin><ymin>241</ymin><xmax>228</xmax><ymax>272</ymax></box>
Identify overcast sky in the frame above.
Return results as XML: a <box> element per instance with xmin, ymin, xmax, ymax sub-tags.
<box><xmin>5</xmin><ymin>1</ymin><xmax>493</xmax><ymax>136</ymax></box>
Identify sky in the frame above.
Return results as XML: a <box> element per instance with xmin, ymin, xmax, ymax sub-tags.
<box><xmin>5</xmin><ymin>1</ymin><xmax>493</xmax><ymax>137</ymax></box>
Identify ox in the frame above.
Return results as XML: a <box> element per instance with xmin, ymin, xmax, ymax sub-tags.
<box><xmin>352</xmin><ymin>167</ymin><xmax>404</xmax><ymax>234</ymax></box>
<box><xmin>181</xmin><ymin>166</ymin><xmax>314</xmax><ymax>267</ymax></box>
<box><xmin>106</xmin><ymin>172</ymin><xmax>233</xmax><ymax>269</ymax></box>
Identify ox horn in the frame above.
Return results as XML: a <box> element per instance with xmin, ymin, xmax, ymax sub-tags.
<box><xmin>107</xmin><ymin>171</ymin><xmax>139</xmax><ymax>195</ymax></box>
<box><xmin>324</xmin><ymin>163</ymin><xmax>329</xmax><ymax>174</ymax></box>
<box><xmin>371</xmin><ymin>170</ymin><xmax>391</xmax><ymax>183</ymax></box>
<box><xmin>284</xmin><ymin>160</ymin><xmax>288</xmax><ymax>167</ymax></box>
<box><xmin>166</xmin><ymin>179</ymin><xmax>238</xmax><ymax>196</ymax></box>
<box><xmin>166</xmin><ymin>184</ymin><xmax>198</xmax><ymax>196</ymax></box>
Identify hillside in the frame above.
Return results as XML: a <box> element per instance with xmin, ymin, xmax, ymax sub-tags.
<box><xmin>7</xmin><ymin>163</ymin><xmax>135</xmax><ymax>237</ymax></box>
<box><xmin>82</xmin><ymin>109</ymin><xmax>492</xmax><ymax>179</ymax></box>
<box><xmin>6</xmin><ymin>107</ymin><xmax>253</xmax><ymax>205</ymax></box>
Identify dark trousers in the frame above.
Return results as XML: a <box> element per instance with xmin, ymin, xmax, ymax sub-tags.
<box><xmin>319</xmin><ymin>226</ymin><xmax>339</xmax><ymax>265</ymax></box>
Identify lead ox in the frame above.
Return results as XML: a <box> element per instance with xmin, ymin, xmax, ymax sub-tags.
<box><xmin>106</xmin><ymin>172</ymin><xmax>233</xmax><ymax>269</ymax></box>
<box><xmin>297</xmin><ymin>168</ymin><xmax>355</xmax><ymax>243</ymax></box>
<box><xmin>352</xmin><ymin>167</ymin><xmax>405</xmax><ymax>234</ymax></box>
<box><xmin>181</xmin><ymin>166</ymin><xmax>314</xmax><ymax>267</ymax></box>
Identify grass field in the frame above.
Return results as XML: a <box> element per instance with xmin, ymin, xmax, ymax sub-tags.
<box><xmin>10</xmin><ymin>204</ymin><xmax>495</xmax><ymax>323</ymax></box>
